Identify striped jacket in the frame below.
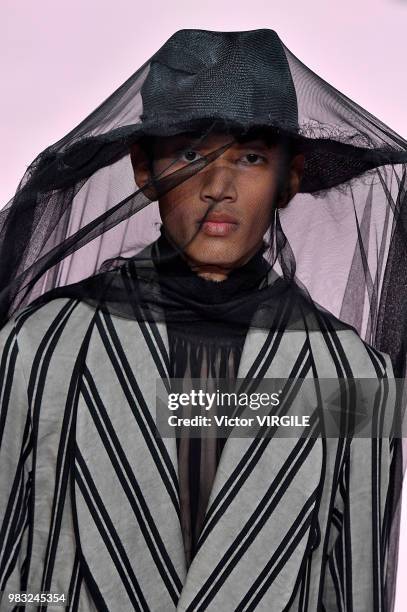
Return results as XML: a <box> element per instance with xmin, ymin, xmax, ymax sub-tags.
<box><xmin>0</xmin><ymin>283</ymin><xmax>397</xmax><ymax>611</ymax></box>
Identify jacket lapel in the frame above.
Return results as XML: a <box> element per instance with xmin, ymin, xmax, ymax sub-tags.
<box><xmin>176</xmin><ymin>314</ymin><xmax>324</xmax><ymax>611</ymax></box>
<box><xmin>72</xmin><ymin>311</ymin><xmax>186</xmax><ymax>612</ymax></box>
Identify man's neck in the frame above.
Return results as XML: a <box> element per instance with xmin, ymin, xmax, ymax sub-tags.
<box><xmin>191</xmin><ymin>268</ymin><xmax>229</xmax><ymax>282</ymax></box>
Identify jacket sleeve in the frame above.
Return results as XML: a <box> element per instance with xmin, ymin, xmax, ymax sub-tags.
<box><xmin>0</xmin><ymin>318</ymin><xmax>33</xmax><ymax>605</ymax></box>
<box><xmin>321</xmin><ymin>352</ymin><xmax>399</xmax><ymax>612</ymax></box>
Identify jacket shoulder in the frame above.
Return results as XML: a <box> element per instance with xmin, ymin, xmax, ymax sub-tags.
<box><xmin>1</xmin><ymin>297</ymin><xmax>97</xmax><ymax>362</ymax></box>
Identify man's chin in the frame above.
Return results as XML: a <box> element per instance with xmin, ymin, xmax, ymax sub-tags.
<box><xmin>183</xmin><ymin>248</ymin><xmax>240</xmax><ymax>272</ymax></box>
<box><xmin>184</xmin><ymin>237</ymin><xmax>245</xmax><ymax>266</ymax></box>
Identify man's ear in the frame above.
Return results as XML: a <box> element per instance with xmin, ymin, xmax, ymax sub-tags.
<box><xmin>277</xmin><ymin>153</ymin><xmax>305</xmax><ymax>209</ymax></box>
<box><xmin>129</xmin><ymin>142</ymin><xmax>157</xmax><ymax>200</ymax></box>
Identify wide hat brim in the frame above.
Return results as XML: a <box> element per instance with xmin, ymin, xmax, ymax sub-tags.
<box><xmin>40</xmin><ymin>119</ymin><xmax>407</xmax><ymax>197</ymax></box>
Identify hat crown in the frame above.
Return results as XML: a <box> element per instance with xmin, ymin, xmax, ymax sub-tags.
<box><xmin>140</xmin><ymin>28</ymin><xmax>299</xmax><ymax>132</ymax></box>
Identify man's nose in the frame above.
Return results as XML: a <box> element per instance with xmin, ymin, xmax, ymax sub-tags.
<box><xmin>200</xmin><ymin>165</ymin><xmax>237</xmax><ymax>204</ymax></box>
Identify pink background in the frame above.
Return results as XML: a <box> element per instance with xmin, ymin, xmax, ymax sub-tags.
<box><xmin>1</xmin><ymin>1</ymin><xmax>406</xmax><ymax>608</ymax></box>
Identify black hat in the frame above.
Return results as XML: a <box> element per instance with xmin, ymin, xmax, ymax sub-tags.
<box><xmin>127</xmin><ymin>28</ymin><xmax>407</xmax><ymax>193</ymax></box>
<box><xmin>138</xmin><ymin>29</ymin><xmax>299</xmax><ymax>135</ymax></box>
<box><xmin>33</xmin><ymin>28</ymin><xmax>407</xmax><ymax>196</ymax></box>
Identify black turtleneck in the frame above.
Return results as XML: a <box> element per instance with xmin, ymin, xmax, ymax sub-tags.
<box><xmin>152</xmin><ymin>226</ymin><xmax>271</xmax><ymax>372</ymax></box>
<box><xmin>151</xmin><ymin>227</ymin><xmax>271</xmax><ymax>569</ymax></box>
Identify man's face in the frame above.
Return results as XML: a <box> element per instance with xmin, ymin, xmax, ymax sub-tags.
<box><xmin>132</xmin><ymin>131</ymin><xmax>303</xmax><ymax>276</ymax></box>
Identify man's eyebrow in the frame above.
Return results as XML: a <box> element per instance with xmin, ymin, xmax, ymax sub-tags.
<box><xmin>235</xmin><ymin>139</ymin><xmax>272</xmax><ymax>150</ymax></box>
<box><xmin>166</xmin><ymin>134</ymin><xmax>273</xmax><ymax>153</ymax></box>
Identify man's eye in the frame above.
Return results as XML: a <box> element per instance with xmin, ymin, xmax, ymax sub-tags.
<box><xmin>181</xmin><ymin>149</ymin><xmax>202</xmax><ymax>162</ymax></box>
<box><xmin>241</xmin><ymin>153</ymin><xmax>264</xmax><ymax>165</ymax></box>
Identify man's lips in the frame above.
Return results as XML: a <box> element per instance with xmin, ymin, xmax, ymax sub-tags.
<box><xmin>198</xmin><ymin>213</ymin><xmax>239</xmax><ymax>237</ymax></box>
<box><xmin>199</xmin><ymin>213</ymin><xmax>238</xmax><ymax>224</ymax></box>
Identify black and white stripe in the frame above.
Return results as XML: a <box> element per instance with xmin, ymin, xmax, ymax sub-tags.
<box><xmin>0</xmin><ymin>292</ymin><xmax>399</xmax><ymax>611</ymax></box>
